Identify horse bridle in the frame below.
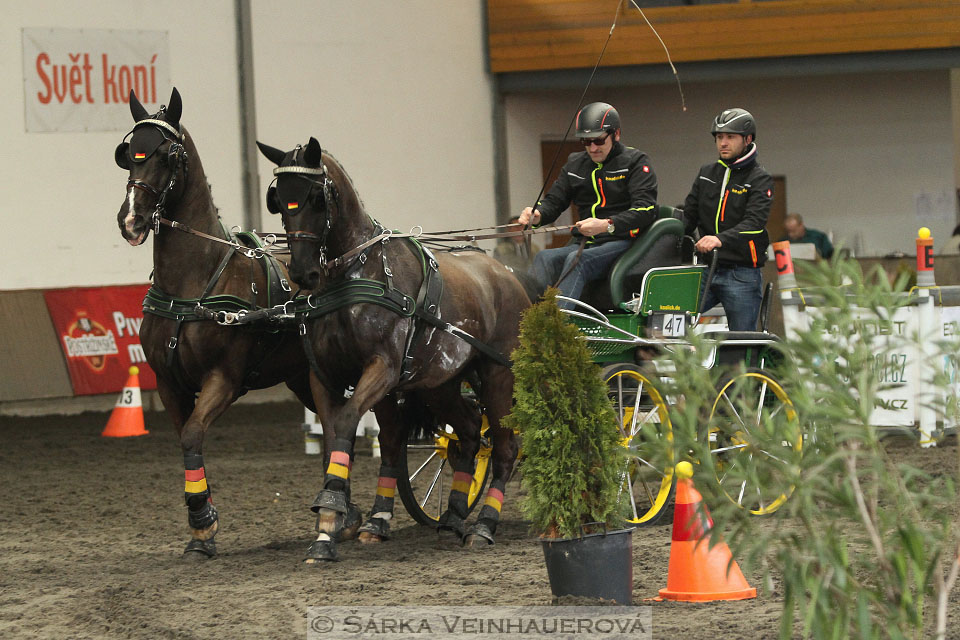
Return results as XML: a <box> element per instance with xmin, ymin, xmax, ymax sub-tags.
<box><xmin>118</xmin><ymin>116</ymin><xmax>189</xmax><ymax>236</ymax></box>
<box><xmin>271</xmin><ymin>152</ymin><xmax>339</xmax><ymax>271</ymax></box>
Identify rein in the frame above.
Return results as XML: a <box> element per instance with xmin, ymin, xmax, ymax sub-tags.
<box><xmin>271</xmin><ymin>222</ymin><xmax>577</xmax><ymax>269</ymax></box>
<box><xmin>152</xmin><ymin>213</ymin><xmax>279</xmax><ymax>259</ymax></box>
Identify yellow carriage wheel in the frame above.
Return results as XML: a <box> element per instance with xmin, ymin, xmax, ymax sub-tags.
<box><xmin>398</xmin><ymin>416</ymin><xmax>491</xmax><ymax>527</ymax></box>
<box><xmin>707</xmin><ymin>369</ymin><xmax>801</xmax><ymax>515</ymax></box>
<box><xmin>602</xmin><ymin>364</ymin><xmax>674</xmax><ymax>526</ymax></box>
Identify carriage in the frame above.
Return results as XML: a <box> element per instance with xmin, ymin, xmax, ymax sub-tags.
<box><xmin>396</xmin><ymin>208</ymin><xmax>800</xmax><ymax>529</ymax></box>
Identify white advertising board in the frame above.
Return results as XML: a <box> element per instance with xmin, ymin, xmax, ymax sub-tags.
<box><xmin>22</xmin><ymin>28</ymin><xmax>170</xmax><ymax>132</ymax></box>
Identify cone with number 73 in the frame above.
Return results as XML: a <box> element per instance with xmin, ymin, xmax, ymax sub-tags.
<box><xmin>102</xmin><ymin>366</ymin><xmax>149</xmax><ymax>437</ymax></box>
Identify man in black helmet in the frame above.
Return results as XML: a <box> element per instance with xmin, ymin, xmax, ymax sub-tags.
<box><xmin>682</xmin><ymin>108</ymin><xmax>773</xmax><ymax>331</ymax></box>
<box><xmin>517</xmin><ymin>102</ymin><xmax>658</xmax><ymax>306</ymax></box>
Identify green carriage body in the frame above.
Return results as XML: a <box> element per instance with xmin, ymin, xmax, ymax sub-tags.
<box><xmin>561</xmin><ymin>207</ymin><xmax>796</xmax><ymax>526</ymax></box>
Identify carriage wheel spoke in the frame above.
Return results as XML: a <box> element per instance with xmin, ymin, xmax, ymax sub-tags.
<box><xmin>711</xmin><ymin>442</ymin><xmax>747</xmax><ymax>455</ymax></box>
<box><xmin>753</xmin><ymin>380</ymin><xmax>769</xmax><ymax>426</ymax></box>
<box><xmin>721</xmin><ymin>392</ymin><xmax>747</xmax><ymax>429</ymax></box>
<box><xmin>409</xmin><ymin>451</ymin><xmax>439</xmax><ymax>483</ymax></box>
<box><xmin>768</xmin><ymin>402</ymin><xmax>785</xmax><ymax>421</ymax></box>
<box><xmin>418</xmin><ymin>458</ymin><xmax>445</xmax><ymax>509</ymax></box>
<box><xmin>757</xmin><ymin>448</ymin><xmax>789</xmax><ymax>465</ymax></box>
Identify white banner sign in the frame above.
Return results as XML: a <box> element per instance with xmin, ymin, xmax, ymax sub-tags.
<box><xmin>22</xmin><ymin>28</ymin><xmax>170</xmax><ymax>133</ymax></box>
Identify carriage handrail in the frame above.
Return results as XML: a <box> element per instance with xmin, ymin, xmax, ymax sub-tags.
<box><xmin>558</xmin><ymin>296</ymin><xmax>692</xmax><ymax>349</ymax></box>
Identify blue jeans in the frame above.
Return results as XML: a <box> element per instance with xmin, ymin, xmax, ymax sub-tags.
<box><xmin>532</xmin><ymin>240</ymin><xmax>631</xmax><ymax>308</ymax></box>
<box><xmin>699</xmin><ymin>265</ymin><xmax>763</xmax><ymax>331</ymax></box>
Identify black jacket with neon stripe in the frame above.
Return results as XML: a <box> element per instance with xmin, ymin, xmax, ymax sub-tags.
<box><xmin>536</xmin><ymin>142</ymin><xmax>658</xmax><ymax>245</ymax></box>
<box><xmin>682</xmin><ymin>143</ymin><xmax>773</xmax><ymax>267</ymax></box>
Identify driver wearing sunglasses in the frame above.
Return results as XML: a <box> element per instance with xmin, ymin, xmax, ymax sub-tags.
<box><xmin>517</xmin><ymin>102</ymin><xmax>658</xmax><ymax>307</ymax></box>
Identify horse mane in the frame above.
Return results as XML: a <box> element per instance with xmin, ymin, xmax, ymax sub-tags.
<box><xmin>174</xmin><ymin>125</ymin><xmax>223</xmax><ymax>229</ymax></box>
<box><xmin>321</xmin><ymin>149</ymin><xmax>367</xmax><ymax>213</ymax></box>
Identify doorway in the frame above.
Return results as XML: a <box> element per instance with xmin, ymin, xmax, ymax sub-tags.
<box><xmin>539</xmin><ymin>140</ymin><xmax>582</xmax><ymax>249</ymax></box>
<box><xmin>766</xmin><ymin>176</ymin><xmax>787</xmax><ymax>242</ymax></box>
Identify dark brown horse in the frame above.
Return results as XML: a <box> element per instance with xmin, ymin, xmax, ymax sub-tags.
<box><xmin>257</xmin><ymin>137</ymin><xmax>529</xmax><ymax>562</ymax></box>
<box><xmin>116</xmin><ymin>88</ymin><xmax>323</xmax><ymax>557</ymax></box>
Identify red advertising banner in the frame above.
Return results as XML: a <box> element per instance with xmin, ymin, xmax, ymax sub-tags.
<box><xmin>43</xmin><ymin>285</ymin><xmax>157</xmax><ymax>395</ymax></box>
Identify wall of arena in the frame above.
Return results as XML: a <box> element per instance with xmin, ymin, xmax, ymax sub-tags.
<box><xmin>1</xmin><ymin>1</ymin><xmax>496</xmax><ymax>407</ymax></box>
<box><xmin>2</xmin><ymin>1</ymin><xmax>959</xmax><ymax>407</ymax></box>
<box><xmin>2</xmin><ymin>0</ymin><xmax>496</xmax><ymax>292</ymax></box>
<box><xmin>504</xmin><ymin>70</ymin><xmax>959</xmax><ymax>258</ymax></box>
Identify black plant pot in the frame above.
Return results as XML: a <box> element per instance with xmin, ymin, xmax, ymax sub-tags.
<box><xmin>540</xmin><ymin>525</ymin><xmax>634</xmax><ymax>604</ymax></box>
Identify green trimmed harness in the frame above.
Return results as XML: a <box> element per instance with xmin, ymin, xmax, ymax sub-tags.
<box><xmin>246</xmin><ymin>232</ymin><xmax>510</xmax><ymax>383</ymax></box>
<box><xmin>293</xmin><ymin>234</ymin><xmax>446</xmax><ymax>384</ymax></box>
<box><xmin>143</xmin><ymin>226</ymin><xmax>294</xmax><ymax>390</ymax></box>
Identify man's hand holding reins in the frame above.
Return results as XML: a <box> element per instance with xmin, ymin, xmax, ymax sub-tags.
<box><xmin>576</xmin><ymin>217</ymin><xmax>611</xmax><ymax>237</ymax></box>
<box><xmin>518</xmin><ymin>207</ymin><xmax>541</xmax><ymax>227</ymax></box>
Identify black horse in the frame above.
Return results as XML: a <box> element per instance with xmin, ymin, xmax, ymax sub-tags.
<box><xmin>116</xmin><ymin>88</ymin><xmax>324</xmax><ymax>557</ymax></box>
<box><xmin>257</xmin><ymin>137</ymin><xmax>530</xmax><ymax>562</ymax></box>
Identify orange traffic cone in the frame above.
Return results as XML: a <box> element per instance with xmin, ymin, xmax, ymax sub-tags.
<box><xmin>101</xmin><ymin>366</ymin><xmax>149</xmax><ymax>437</ymax></box>
<box><xmin>656</xmin><ymin>461</ymin><xmax>756</xmax><ymax>602</ymax></box>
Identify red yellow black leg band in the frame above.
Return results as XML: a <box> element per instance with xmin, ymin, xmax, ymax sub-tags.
<box><xmin>184</xmin><ymin>467</ymin><xmax>208</xmax><ymax>494</ymax></box>
<box><xmin>326</xmin><ymin>450</ymin><xmax>352</xmax><ymax>480</ymax></box>
<box><xmin>483</xmin><ymin>487</ymin><xmax>504</xmax><ymax>514</ymax></box>
<box><xmin>451</xmin><ymin>471</ymin><xmax>473</xmax><ymax>495</ymax></box>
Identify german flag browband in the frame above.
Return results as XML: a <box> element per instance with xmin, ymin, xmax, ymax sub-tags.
<box><xmin>326</xmin><ymin>450</ymin><xmax>352</xmax><ymax>480</ymax></box>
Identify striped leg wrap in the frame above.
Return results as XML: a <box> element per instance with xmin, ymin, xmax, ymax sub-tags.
<box><xmin>184</xmin><ymin>453</ymin><xmax>217</xmax><ymax>530</ymax></box>
<box><xmin>476</xmin><ymin>479</ymin><xmax>506</xmax><ymax>525</ymax></box>
<box><xmin>371</xmin><ymin>465</ymin><xmax>399</xmax><ymax>516</ymax></box>
<box><xmin>324</xmin><ymin>438</ymin><xmax>354</xmax><ymax>491</ymax></box>
<box><xmin>448</xmin><ymin>470</ymin><xmax>473</xmax><ymax>518</ymax></box>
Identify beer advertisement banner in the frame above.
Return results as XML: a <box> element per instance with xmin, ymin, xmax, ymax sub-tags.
<box><xmin>22</xmin><ymin>28</ymin><xmax>170</xmax><ymax>132</ymax></box>
<box><xmin>43</xmin><ymin>285</ymin><xmax>156</xmax><ymax>395</ymax></box>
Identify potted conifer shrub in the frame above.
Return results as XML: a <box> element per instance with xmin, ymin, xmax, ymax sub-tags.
<box><xmin>504</xmin><ymin>288</ymin><xmax>633</xmax><ymax>604</ymax></box>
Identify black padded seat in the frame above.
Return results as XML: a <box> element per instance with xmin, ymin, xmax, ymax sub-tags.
<box><xmin>580</xmin><ymin>205</ymin><xmax>684</xmax><ymax>312</ymax></box>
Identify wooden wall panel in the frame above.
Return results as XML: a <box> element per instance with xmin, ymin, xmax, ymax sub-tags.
<box><xmin>488</xmin><ymin>0</ymin><xmax>960</xmax><ymax>73</ymax></box>
<box><xmin>0</xmin><ymin>291</ymin><xmax>73</xmax><ymax>401</ymax></box>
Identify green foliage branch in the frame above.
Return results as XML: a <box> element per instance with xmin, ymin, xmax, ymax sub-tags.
<box><xmin>647</xmin><ymin>256</ymin><xmax>959</xmax><ymax>639</ymax></box>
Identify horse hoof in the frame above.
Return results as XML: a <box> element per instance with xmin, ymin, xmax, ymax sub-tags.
<box><xmin>358</xmin><ymin>532</ymin><xmax>384</xmax><ymax>544</ymax></box>
<box><xmin>183</xmin><ymin>537</ymin><xmax>217</xmax><ymax>558</ymax></box>
<box><xmin>189</xmin><ymin>519</ymin><xmax>219</xmax><ymax>542</ymax></box>
<box><xmin>357</xmin><ymin>516</ymin><xmax>391</xmax><ymax>542</ymax></box>
<box><xmin>436</xmin><ymin>510</ymin><xmax>465</xmax><ymax>542</ymax></box>
<box><xmin>464</xmin><ymin>522</ymin><xmax>496</xmax><ymax>548</ymax></box>
<box><xmin>304</xmin><ymin>539</ymin><xmax>338</xmax><ymax>563</ymax></box>
<box><xmin>336</xmin><ymin>503</ymin><xmax>363</xmax><ymax>542</ymax></box>
<box><xmin>463</xmin><ymin>534</ymin><xmax>495</xmax><ymax>548</ymax></box>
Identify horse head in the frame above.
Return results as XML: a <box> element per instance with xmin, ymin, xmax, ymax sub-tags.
<box><xmin>115</xmin><ymin>87</ymin><xmax>189</xmax><ymax>246</ymax></box>
<box><xmin>257</xmin><ymin>137</ymin><xmax>366</xmax><ymax>289</ymax></box>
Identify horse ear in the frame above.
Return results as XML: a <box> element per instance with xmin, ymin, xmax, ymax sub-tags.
<box><xmin>166</xmin><ymin>88</ymin><xmax>182</xmax><ymax>126</ymax></box>
<box><xmin>256</xmin><ymin>141</ymin><xmax>287</xmax><ymax>166</ymax></box>
<box><xmin>129</xmin><ymin>90</ymin><xmax>149</xmax><ymax>122</ymax></box>
<box><xmin>304</xmin><ymin>137</ymin><xmax>323</xmax><ymax>167</ymax></box>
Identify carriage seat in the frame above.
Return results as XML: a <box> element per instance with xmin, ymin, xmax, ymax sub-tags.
<box><xmin>580</xmin><ymin>205</ymin><xmax>684</xmax><ymax>312</ymax></box>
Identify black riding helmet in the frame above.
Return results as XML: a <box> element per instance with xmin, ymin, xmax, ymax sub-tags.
<box><xmin>711</xmin><ymin>108</ymin><xmax>756</xmax><ymax>140</ymax></box>
<box><xmin>575</xmin><ymin>102</ymin><xmax>620</xmax><ymax>138</ymax></box>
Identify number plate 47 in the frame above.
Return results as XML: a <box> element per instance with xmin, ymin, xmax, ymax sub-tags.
<box><xmin>650</xmin><ymin>313</ymin><xmax>686</xmax><ymax>338</ymax></box>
